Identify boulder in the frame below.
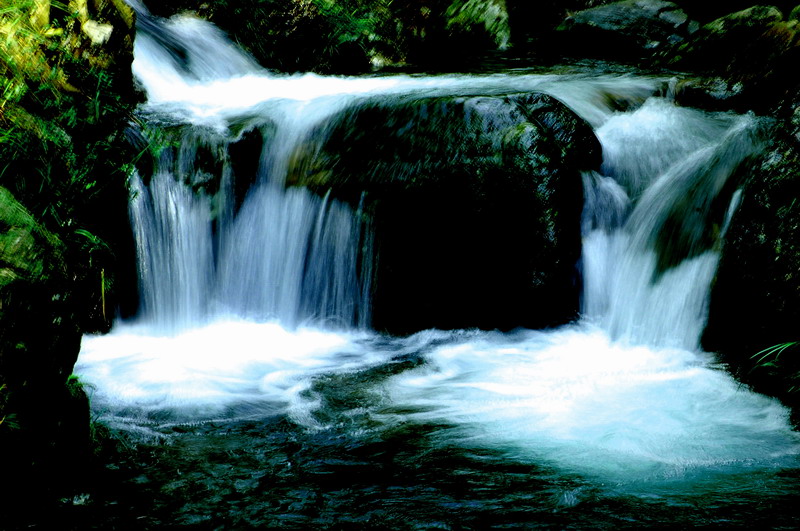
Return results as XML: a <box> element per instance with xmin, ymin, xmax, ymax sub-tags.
<box><xmin>289</xmin><ymin>93</ymin><xmax>598</xmax><ymax>334</ymax></box>
<box><xmin>668</xmin><ymin>6</ymin><xmax>800</xmax><ymax>113</ymax></box>
<box><xmin>703</xmin><ymin>124</ymin><xmax>800</xmax><ymax>407</ymax></box>
<box><xmin>673</xmin><ymin>1</ymin><xmax>799</xmax><ymax>23</ymax></box>
<box><xmin>556</xmin><ymin>0</ymin><xmax>698</xmax><ymax>60</ymax></box>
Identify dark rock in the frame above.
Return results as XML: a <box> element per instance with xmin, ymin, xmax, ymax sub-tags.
<box><xmin>667</xmin><ymin>6</ymin><xmax>800</xmax><ymax>113</ymax></box>
<box><xmin>289</xmin><ymin>93</ymin><xmax>598</xmax><ymax>334</ymax></box>
<box><xmin>556</xmin><ymin>0</ymin><xmax>697</xmax><ymax>60</ymax></box>
<box><xmin>673</xmin><ymin>1</ymin><xmax>799</xmax><ymax>23</ymax></box>
<box><xmin>703</xmin><ymin>123</ymin><xmax>800</xmax><ymax>406</ymax></box>
<box><xmin>672</xmin><ymin>77</ymin><xmax>748</xmax><ymax>112</ymax></box>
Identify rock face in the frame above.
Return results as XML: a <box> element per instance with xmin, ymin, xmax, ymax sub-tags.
<box><xmin>675</xmin><ymin>1</ymin><xmax>799</xmax><ymax>23</ymax></box>
<box><xmin>290</xmin><ymin>93</ymin><xmax>598</xmax><ymax>334</ymax></box>
<box><xmin>668</xmin><ymin>6</ymin><xmax>800</xmax><ymax>113</ymax></box>
<box><xmin>703</xmin><ymin>125</ymin><xmax>800</xmax><ymax>406</ymax></box>
<box><xmin>556</xmin><ymin>0</ymin><xmax>698</xmax><ymax>59</ymax></box>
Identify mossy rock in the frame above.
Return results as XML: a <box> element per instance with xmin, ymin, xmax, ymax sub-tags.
<box><xmin>555</xmin><ymin>0</ymin><xmax>696</xmax><ymax>61</ymax></box>
<box><xmin>666</xmin><ymin>6</ymin><xmax>800</xmax><ymax>112</ymax></box>
<box><xmin>290</xmin><ymin>93</ymin><xmax>598</xmax><ymax>334</ymax></box>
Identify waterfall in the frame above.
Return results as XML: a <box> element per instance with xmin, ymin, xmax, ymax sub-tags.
<box><xmin>582</xmin><ymin>101</ymin><xmax>762</xmax><ymax>350</ymax></box>
<box><xmin>75</xmin><ymin>10</ymin><xmax>800</xmax><ymax>492</ymax></box>
<box><xmin>126</xmin><ymin>15</ymin><xmax>373</xmax><ymax>332</ymax></box>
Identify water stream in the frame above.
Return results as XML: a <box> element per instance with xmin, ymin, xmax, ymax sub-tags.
<box><xmin>71</xmin><ymin>10</ymin><xmax>800</xmax><ymax>529</ymax></box>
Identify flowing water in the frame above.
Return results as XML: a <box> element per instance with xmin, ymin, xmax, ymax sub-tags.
<box><xmin>67</xmin><ymin>10</ymin><xmax>800</xmax><ymax>529</ymax></box>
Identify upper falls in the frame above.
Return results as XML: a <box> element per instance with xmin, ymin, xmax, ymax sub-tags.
<box><xmin>123</xmin><ymin>11</ymin><xmax>758</xmax><ymax>348</ymax></box>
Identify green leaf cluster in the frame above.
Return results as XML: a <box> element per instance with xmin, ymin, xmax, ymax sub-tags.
<box><xmin>0</xmin><ymin>0</ymin><xmax>136</xmax><ymax>233</ymax></box>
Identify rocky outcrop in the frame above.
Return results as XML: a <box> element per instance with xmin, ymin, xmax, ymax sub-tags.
<box><xmin>675</xmin><ymin>1</ymin><xmax>799</xmax><ymax>23</ymax></box>
<box><xmin>289</xmin><ymin>93</ymin><xmax>598</xmax><ymax>334</ymax></box>
<box><xmin>668</xmin><ymin>6</ymin><xmax>800</xmax><ymax>113</ymax></box>
<box><xmin>703</xmin><ymin>123</ymin><xmax>800</xmax><ymax>408</ymax></box>
<box><xmin>556</xmin><ymin>0</ymin><xmax>698</xmax><ymax>60</ymax></box>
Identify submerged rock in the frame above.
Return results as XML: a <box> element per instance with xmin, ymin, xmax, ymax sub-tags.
<box><xmin>290</xmin><ymin>93</ymin><xmax>597</xmax><ymax>334</ymax></box>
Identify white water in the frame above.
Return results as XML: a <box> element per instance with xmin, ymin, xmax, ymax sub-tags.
<box><xmin>383</xmin><ymin>325</ymin><xmax>797</xmax><ymax>481</ymax></box>
<box><xmin>76</xmin><ymin>12</ymin><xmax>799</xmax><ymax>484</ymax></box>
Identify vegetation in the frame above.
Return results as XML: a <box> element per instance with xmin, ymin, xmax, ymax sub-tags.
<box><xmin>1</xmin><ymin>0</ymin><xmax>135</xmax><ymax>232</ymax></box>
<box><xmin>0</xmin><ymin>0</ymin><xmax>138</xmax><ymax>329</ymax></box>
<box><xmin>750</xmin><ymin>342</ymin><xmax>800</xmax><ymax>409</ymax></box>
<box><xmin>0</xmin><ymin>1</ymin><xmax>138</xmax><ymax>506</ymax></box>
<box><xmin>147</xmin><ymin>0</ymin><xmax>513</xmax><ymax>72</ymax></box>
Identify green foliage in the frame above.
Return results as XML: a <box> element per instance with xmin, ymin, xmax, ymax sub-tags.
<box><xmin>0</xmin><ymin>1</ymin><xmax>138</xmax><ymax>336</ymax></box>
<box><xmin>0</xmin><ymin>0</ymin><xmax>135</xmax><ymax>232</ymax></box>
<box><xmin>309</xmin><ymin>0</ymin><xmax>387</xmax><ymax>46</ymax></box>
<box><xmin>0</xmin><ymin>383</ymin><xmax>20</xmax><ymax>432</ymax></box>
<box><xmin>751</xmin><ymin>341</ymin><xmax>800</xmax><ymax>395</ymax></box>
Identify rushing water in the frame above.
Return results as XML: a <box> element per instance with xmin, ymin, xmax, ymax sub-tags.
<box><xmin>67</xmin><ymin>9</ymin><xmax>800</xmax><ymax>529</ymax></box>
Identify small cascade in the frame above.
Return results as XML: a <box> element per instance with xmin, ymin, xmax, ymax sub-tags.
<box><xmin>74</xmin><ymin>10</ymin><xmax>800</xmax><ymax>510</ymax></box>
<box><xmin>128</xmin><ymin>126</ymin><xmax>372</xmax><ymax>331</ymax></box>
<box><xmin>215</xmin><ymin>186</ymin><xmax>371</xmax><ymax>328</ymax></box>
<box><xmin>581</xmin><ymin>103</ymin><xmax>762</xmax><ymax>350</ymax></box>
<box><xmin>129</xmin><ymin>170</ymin><xmax>214</xmax><ymax>329</ymax></box>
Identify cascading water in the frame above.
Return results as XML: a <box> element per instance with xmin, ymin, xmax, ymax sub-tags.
<box><xmin>72</xmin><ymin>8</ymin><xmax>800</xmax><ymax>528</ymax></box>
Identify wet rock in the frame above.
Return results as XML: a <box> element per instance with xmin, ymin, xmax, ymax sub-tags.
<box><xmin>290</xmin><ymin>93</ymin><xmax>598</xmax><ymax>334</ymax></box>
<box><xmin>703</xmin><ymin>123</ymin><xmax>800</xmax><ymax>406</ymax></box>
<box><xmin>556</xmin><ymin>0</ymin><xmax>697</xmax><ymax>60</ymax></box>
<box><xmin>667</xmin><ymin>6</ymin><xmax>800</xmax><ymax>113</ymax></box>
<box><xmin>672</xmin><ymin>77</ymin><xmax>748</xmax><ymax>112</ymax></box>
